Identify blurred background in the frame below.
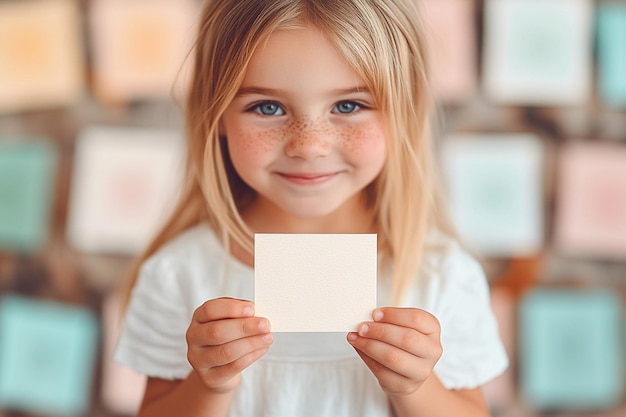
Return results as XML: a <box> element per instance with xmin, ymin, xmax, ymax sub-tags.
<box><xmin>0</xmin><ymin>0</ymin><xmax>625</xmax><ymax>416</ymax></box>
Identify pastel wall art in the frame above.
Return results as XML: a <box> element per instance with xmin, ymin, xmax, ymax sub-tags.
<box><xmin>89</xmin><ymin>0</ymin><xmax>199</xmax><ymax>103</ymax></box>
<box><xmin>554</xmin><ymin>143</ymin><xmax>626</xmax><ymax>259</ymax></box>
<box><xmin>66</xmin><ymin>126</ymin><xmax>185</xmax><ymax>254</ymax></box>
<box><xmin>482</xmin><ymin>0</ymin><xmax>593</xmax><ymax>105</ymax></box>
<box><xmin>597</xmin><ymin>2</ymin><xmax>626</xmax><ymax>107</ymax></box>
<box><xmin>0</xmin><ymin>295</ymin><xmax>99</xmax><ymax>416</ymax></box>
<box><xmin>519</xmin><ymin>289</ymin><xmax>623</xmax><ymax>409</ymax></box>
<box><xmin>440</xmin><ymin>134</ymin><xmax>544</xmax><ymax>257</ymax></box>
<box><xmin>0</xmin><ymin>140</ymin><xmax>57</xmax><ymax>253</ymax></box>
<box><xmin>255</xmin><ymin>234</ymin><xmax>377</xmax><ymax>332</ymax></box>
<box><xmin>0</xmin><ymin>0</ymin><xmax>84</xmax><ymax>113</ymax></box>
<box><xmin>418</xmin><ymin>0</ymin><xmax>477</xmax><ymax>103</ymax></box>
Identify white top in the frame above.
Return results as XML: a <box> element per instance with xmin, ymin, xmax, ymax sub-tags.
<box><xmin>116</xmin><ymin>224</ymin><xmax>508</xmax><ymax>417</ymax></box>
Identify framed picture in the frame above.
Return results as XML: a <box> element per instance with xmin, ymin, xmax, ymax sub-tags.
<box><xmin>597</xmin><ymin>3</ymin><xmax>626</xmax><ymax>107</ymax></box>
<box><xmin>440</xmin><ymin>133</ymin><xmax>544</xmax><ymax>257</ymax></box>
<box><xmin>0</xmin><ymin>296</ymin><xmax>99</xmax><ymax>416</ymax></box>
<box><xmin>482</xmin><ymin>0</ymin><xmax>592</xmax><ymax>105</ymax></box>
<box><xmin>0</xmin><ymin>140</ymin><xmax>57</xmax><ymax>253</ymax></box>
<box><xmin>555</xmin><ymin>143</ymin><xmax>626</xmax><ymax>259</ymax></box>
<box><xmin>519</xmin><ymin>289</ymin><xmax>623</xmax><ymax>409</ymax></box>
<box><xmin>66</xmin><ymin>126</ymin><xmax>185</xmax><ymax>254</ymax></box>
<box><xmin>419</xmin><ymin>0</ymin><xmax>477</xmax><ymax>103</ymax></box>
<box><xmin>89</xmin><ymin>0</ymin><xmax>198</xmax><ymax>102</ymax></box>
<box><xmin>0</xmin><ymin>0</ymin><xmax>84</xmax><ymax>113</ymax></box>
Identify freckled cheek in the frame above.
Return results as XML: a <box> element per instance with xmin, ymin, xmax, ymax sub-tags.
<box><xmin>339</xmin><ymin>124</ymin><xmax>387</xmax><ymax>160</ymax></box>
<box><xmin>227</xmin><ymin>128</ymin><xmax>284</xmax><ymax>163</ymax></box>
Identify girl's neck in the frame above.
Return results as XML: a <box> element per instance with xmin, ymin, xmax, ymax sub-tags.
<box><xmin>230</xmin><ymin>194</ymin><xmax>376</xmax><ymax>268</ymax></box>
<box><xmin>241</xmin><ymin>195</ymin><xmax>377</xmax><ymax>235</ymax></box>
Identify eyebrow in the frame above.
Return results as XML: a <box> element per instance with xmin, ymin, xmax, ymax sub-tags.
<box><xmin>235</xmin><ymin>86</ymin><xmax>371</xmax><ymax>97</ymax></box>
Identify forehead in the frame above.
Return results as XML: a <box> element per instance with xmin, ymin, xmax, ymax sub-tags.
<box><xmin>241</xmin><ymin>25</ymin><xmax>365</xmax><ymax>92</ymax></box>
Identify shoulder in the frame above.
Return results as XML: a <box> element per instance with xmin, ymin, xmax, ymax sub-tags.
<box><xmin>139</xmin><ymin>224</ymin><xmax>226</xmax><ymax>280</ymax></box>
<box><xmin>133</xmin><ymin>224</ymin><xmax>254</xmax><ymax>310</ymax></box>
<box><xmin>143</xmin><ymin>224</ymin><xmax>221</xmax><ymax>268</ymax></box>
<box><xmin>133</xmin><ymin>224</ymin><xmax>226</xmax><ymax>302</ymax></box>
<box><xmin>406</xmin><ymin>230</ymin><xmax>489</xmax><ymax>312</ymax></box>
<box><xmin>423</xmin><ymin>231</ymin><xmax>486</xmax><ymax>291</ymax></box>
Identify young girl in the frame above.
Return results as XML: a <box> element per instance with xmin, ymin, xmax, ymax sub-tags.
<box><xmin>116</xmin><ymin>0</ymin><xmax>508</xmax><ymax>416</ymax></box>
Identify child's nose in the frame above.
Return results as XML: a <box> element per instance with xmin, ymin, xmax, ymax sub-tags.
<box><xmin>284</xmin><ymin>120</ymin><xmax>332</xmax><ymax>159</ymax></box>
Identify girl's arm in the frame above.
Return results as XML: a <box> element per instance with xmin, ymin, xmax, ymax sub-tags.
<box><xmin>388</xmin><ymin>375</ymin><xmax>490</xmax><ymax>417</ymax></box>
<box><xmin>136</xmin><ymin>297</ymin><xmax>273</xmax><ymax>417</ymax></box>
<box><xmin>138</xmin><ymin>373</ymin><xmax>235</xmax><ymax>417</ymax></box>
<box><xmin>348</xmin><ymin>307</ymin><xmax>491</xmax><ymax>417</ymax></box>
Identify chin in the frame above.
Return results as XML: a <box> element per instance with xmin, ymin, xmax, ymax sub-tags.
<box><xmin>277</xmin><ymin>199</ymin><xmax>346</xmax><ymax>220</ymax></box>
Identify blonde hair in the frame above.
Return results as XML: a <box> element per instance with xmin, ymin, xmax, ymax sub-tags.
<box><xmin>121</xmin><ymin>0</ymin><xmax>454</xmax><ymax>307</ymax></box>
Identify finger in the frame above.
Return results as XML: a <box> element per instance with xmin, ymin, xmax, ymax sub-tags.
<box><xmin>196</xmin><ymin>332</ymin><xmax>274</xmax><ymax>367</ymax></box>
<box><xmin>352</xmin><ymin>347</ymin><xmax>420</xmax><ymax>396</ymax></box>
<box><xmin>355</xmin><ymin>321</ymin><xmax>440</xmax><ymax>357</ymax></box>
<box><xmin>188</xmin><ymin>316</ymin><xmax>270</xmax><ymax>346</ymax></box>
<box><xmin>205</xmin><ymin>345</ymin><xmax>271</xmax><ymax>385</ymax></box>
<box><xmin>348</xmin><ymin>334</ymin><xmax>430</xmax><ymax>381</ymax></box>
<box><xmin>372</xmin><ymin>308</ymin><xmax>440</xmax><ymax>335</ymax></box>
<box><xmin>193</xmin><ymin>298</ymin><xmax>255</xmax><ymax>323</ymax></box>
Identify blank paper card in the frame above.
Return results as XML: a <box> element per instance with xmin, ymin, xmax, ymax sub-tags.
<box><xmin>255</xmin><ymin>234</ymin><xmax>377</xmax><ymax>332</ymax></box>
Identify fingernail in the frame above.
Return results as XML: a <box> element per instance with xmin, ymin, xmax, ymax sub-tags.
<box><xmin>358</xmin><ymin>323</ymin><xmax>369</xmax><ymax>336</ymax></box>
<box><xmin>373</xmin><ymin>309</ymin><xmax>383</xmax><ymax>321</ymax></box>
<box><xmin>258</xmin><ymin>319</ymin><xmax>268</xmax><ymax>331</ymax></box>
<box><xmin>262</xmin><ymin>333</ymin><xmax>273</xmax><ymax>343</ymax></box>
<box><xmin>243</xmin><ymin>306</ymin><xmax>254</xmax><ymax>317</ymax></box>
<box><xmin>347</xmin><ymin>332</ymin><xmax>358</xmax><ymax>341</ymax></box>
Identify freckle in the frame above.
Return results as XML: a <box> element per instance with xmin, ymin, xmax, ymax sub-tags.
<box><xmin>340</xmin><ymin>125</ymin><xmax>366</xmax><ymax>152</ymax></box>
<box><xmin>241</xmin><ymin>128</ymin><xmax>282</xmax><ymax>153</ymax></box>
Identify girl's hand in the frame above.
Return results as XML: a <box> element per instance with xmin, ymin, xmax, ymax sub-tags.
<box><xmin>347</xmin><ymin>307</ymin><xmax>442</xmax><ymax>397</ymax></box>
<box><xmin>186</xmin><ymin>297</ymin><xmax>273</xmax><ymax>394</ymax></box>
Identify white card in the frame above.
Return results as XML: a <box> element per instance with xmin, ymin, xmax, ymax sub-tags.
<box><xmin>254</xmin><ymin>234</ymin><xmax>377</xmax><ymax>332</ymax></box>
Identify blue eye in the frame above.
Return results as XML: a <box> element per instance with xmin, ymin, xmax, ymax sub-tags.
<box><xmin>333</xmin><ymin>101</ymin><xmax>361</xmax><ymax>114</ymax></box>
<box><xmin>254</xmin><ymin>102</ymin><xmax>285</xmax><ymax>116</ymax></box>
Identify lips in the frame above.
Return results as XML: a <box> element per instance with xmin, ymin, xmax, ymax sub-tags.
<box><xmin>276</xmin><ymin>172</ymin><xmax>338</xmax><ymax>185</ymax></box>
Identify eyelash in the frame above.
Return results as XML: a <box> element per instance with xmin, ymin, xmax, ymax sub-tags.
<box><xmin>245</xmin><ymin>100</ymin><xmax>367</xmax><ymax>116</ymax></box>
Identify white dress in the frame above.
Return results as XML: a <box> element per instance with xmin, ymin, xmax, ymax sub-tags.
<box><xmin>115</xmin><ymin>224</ymin><xmax>508</xmax><ymax>417</ymax></box>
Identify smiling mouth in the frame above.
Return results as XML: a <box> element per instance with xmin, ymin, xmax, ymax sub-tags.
<box><xmin>276</xmin><ymin>172</ymin><xmax>338</xmax><ymax>185</ymax></box>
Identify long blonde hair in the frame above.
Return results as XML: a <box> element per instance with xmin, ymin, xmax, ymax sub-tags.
<box><xmin>121</xmin><ymin>0</ymin><xmax>454</xmax><ymax>307</ymax></box>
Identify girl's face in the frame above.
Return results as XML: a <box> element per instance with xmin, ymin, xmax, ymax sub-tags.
<box><xmin>221</xmin><ymin>24</ymin><xmax>386</xmax><ymax>229</ymax></box>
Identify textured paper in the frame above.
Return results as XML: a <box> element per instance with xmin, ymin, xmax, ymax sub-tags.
<box><xmin>482</xmin><ymin>0</ymin><xmax>592</xmax><ymax>105</ymax></box>
<box><xmin>554</xmin><ymin>144</ymin><xmax>626</xmax><ymax>258</ymax></box>
<box><xmin>255</xmin><ymin>234</ymin><xmax>377</xmax><ymax>332</ymax></box>
<box><xmin>419</xmin><ymin>0</ymin><xmax>477</xmax><ymax>103</ymax></box>
<box><xmin>67</xmin><ymin>126</ymin><xmax>184</xmax><ymax>254</ymax></box>
<box><xmin>519</xmin><ymin>290</ymin><xmax>623</xmax><ymax>409</ymax></box>
<box><xmin>0</xmin><ymin>295</ymin><xmax>99</xmax><ymax>416</ymax></box>
<box><xmin>441</xmin><ymin>134</ymin><xmax>544</xmax><ymax>257</ymax></box>
<box><xmin>89</xmin><ymin>0</ymin><xmax>198</xmax><ymax>102</ymax></box>
<box><xmin>0</xmin><ymin>140</ymin><xmax>57</xmax><ymax>253</ymax></box>
<box><xmin>597</xmin><ymin>3</ymin><xmax>626</xmax><ymax>107</ymax></box>
<box><xmin>0</xmin><ymin>0</ymin><xmax>84</xmax><ymax>113</ymax></box>
<box><xmin>101</xmin><ymin>294</ymin><xmax>146</xmax><ymax>415</ymax></box>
